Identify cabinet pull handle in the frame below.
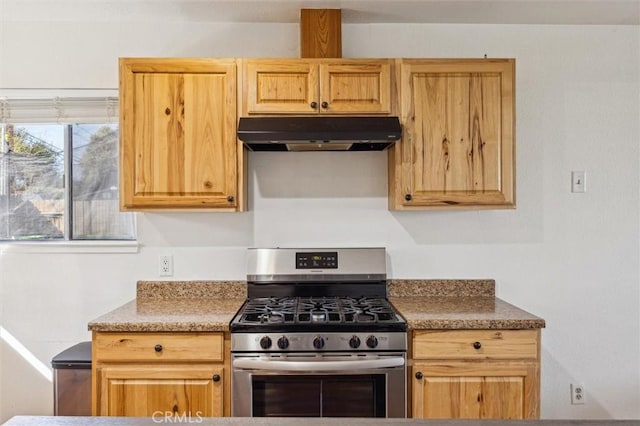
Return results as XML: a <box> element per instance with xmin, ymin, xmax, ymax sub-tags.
<box><xmin>213</xmin><ymin>374</ymin><xmax>221</xmax><ymax>382</ymax></box>
<box><xmin>227</xmin><ymin>195</ymin><xmax>235</xmax><ymax>203</ymax></box>
<box><xmin>473</xmin><ymin>341</ymin><xmax>482</xmax><ymax>350</ymax></box>
<box><xmin>415</xmin><ymin>371</ymin><xmax>423</xmax><ymax>379</ymax></box>
<box><xmin>154</xmin><ymin>344</ymin><xmax>163</xmax><ymax>352</ymax></box>
<box><xmin>405</xmin><ymin>194</ymin><xmax>412</xmax><ymax>201</ymax></box>
<box><xmin>321</xmin><ymin>101</ymin><xmax>329</xmax><ymax>109</ymax></box>
<box><xmin>310</xmin><ymin>102</ymin><xmax>318</xmax><ymax>109</ymax></box>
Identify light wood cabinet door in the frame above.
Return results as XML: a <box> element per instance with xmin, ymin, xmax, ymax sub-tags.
<box><xmin>243</xmin><ymin>59</ymin><xmax>392</xmax><ymax>115</ymax></box>
<box><xmin>319</xmin><ymin>62</ymin><xmax>391</xmax><ymax>113</ymax></box>
<box><xmin>99</xmin><ymin>365</ymin><xmax>224</xmax><ymax>417</ymax></box>
<box><xmin>412</xmin><ymin>361</ymin><xmax>538</xmax><ymax>419</ymax></box>
<box><xmin>390</xmin><ymin>59</ymin><xmax>515</xmax><ymax>209</ymax></box>
<box><xmin>245</xmin><ymin>60</ymin><xmax>318</xmax><ymax>114</ymax></box>
<box><xmin>119</xmin><ymin>58</ymin><xmax>239</xmax><ymax>210</ymax></box>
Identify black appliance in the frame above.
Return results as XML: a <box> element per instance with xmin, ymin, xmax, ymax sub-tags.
<box><xmin>237</xmin><ymin>116</ymin><xmax>402</xmax><ymax>151</ymax></box>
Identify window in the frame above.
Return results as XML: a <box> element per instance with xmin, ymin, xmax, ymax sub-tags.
<box><xmin>0</xmin><ymin>97</ymin><xmax>135</xmax><ymax>241</ymax></box>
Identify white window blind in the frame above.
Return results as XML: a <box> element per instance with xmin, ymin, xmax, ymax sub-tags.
<box><xmin>0</xmin><ymin>96</ymin><xmax>118</xmax><ymax>124</ymax></box>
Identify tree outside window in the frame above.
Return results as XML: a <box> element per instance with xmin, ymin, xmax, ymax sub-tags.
<box><xmin>0</xmin><ymin>122</ymin><xmax>135</xmax><ymax>241</ymax></box>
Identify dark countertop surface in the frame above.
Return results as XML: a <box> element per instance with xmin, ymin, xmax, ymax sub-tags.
<box><xmin>3</xmin><ymin>416</ymin><xmax>638</xmax><ymax>426</ymax></box>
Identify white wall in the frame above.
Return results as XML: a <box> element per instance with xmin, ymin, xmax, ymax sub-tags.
<box><xmin>1</xmin><ymin>5</ymin><xmax>639</xmax><ymax>421</ymax></box>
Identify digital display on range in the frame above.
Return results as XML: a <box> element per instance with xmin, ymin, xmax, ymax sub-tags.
<box><xmin>296</xmin><ymin>252</ymin><xmax>338</xmax><ymax>269</ymax></box>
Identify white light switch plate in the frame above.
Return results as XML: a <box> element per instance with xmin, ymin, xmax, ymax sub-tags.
<box><xmin>572</xmin><ymin>171</ymin><xmax>586</xmax><ymax>193</ymax></box>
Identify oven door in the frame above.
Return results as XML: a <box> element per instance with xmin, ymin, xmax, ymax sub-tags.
<box><xmin>232</xmin><ymin>352</ymin><xmax>406</xmax><ymax>418</ymax></box>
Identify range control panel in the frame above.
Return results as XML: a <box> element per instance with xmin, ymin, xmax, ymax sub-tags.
<box><xmin>296</xmin><ymin>252</ymin><xmax>338</xmax><ymax>269</ymax></box>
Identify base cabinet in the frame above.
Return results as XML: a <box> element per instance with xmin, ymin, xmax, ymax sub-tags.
<box><xmin>92</xmin><ymin>332</ymin><xmax>229</xmax><ymax>417</ymax></box>
<box><xmin>410</xmin><ymin>329</ymin><xmax>540</xmax><ymax>419</ymax></box>
<box><xmin>99</xmin><ymin>365</ymin><xmax>223</xmax><ymax>417</ymax></box>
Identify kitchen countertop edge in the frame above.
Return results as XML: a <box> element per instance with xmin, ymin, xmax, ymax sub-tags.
<box><xmin>87</xmin><ymin>279</ymin><xmax>545</xmax><ymax>332</ymax></box>
<box><xmin>3</xmin><ymin>416</ymin><xmax>639</xmax><ymax>426</ymax></box>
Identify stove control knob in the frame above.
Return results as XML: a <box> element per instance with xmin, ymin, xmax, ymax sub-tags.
<box><xmin>313</xmin><ymin>336</ymin><xmax>325</xmax><ymax>349</ymax></box>
<box><xmin>277</xmin><ymin>336</ymin><xmax>290</xmax><ymax>350</ymax></box>
<box><xmin>259</xmin><ymin>336</ymin><xmax>272</xmax><ymax>349</ymax></box>
<box><xmin>366</xmin><ymin>335</ymin><xmax>379</xmax><ymax>349</ymax></box>
<box><xmin>349</xmin><ymin>335</ymin><xmax>361</xmax><ymax>349</ymax></box>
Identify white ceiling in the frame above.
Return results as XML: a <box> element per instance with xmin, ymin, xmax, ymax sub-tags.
<box><xmin>3</xmin><ymin>0</ymin><xmax>640</xmax><ymax>25</ymax></box>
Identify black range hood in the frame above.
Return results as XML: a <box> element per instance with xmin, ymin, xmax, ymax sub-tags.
<box><xmin>237</xmin><ymin>116</ymin><xmax>402</xmax><ymax>152</ymax></box>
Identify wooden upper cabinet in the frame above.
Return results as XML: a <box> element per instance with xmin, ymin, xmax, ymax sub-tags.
<box><xmin>119</xmin><ymin>58</ymin><xmax>240</xmax><ymax>211</ymax></box>
<box><xmin>389</xmin><ymin>59</ymin><xmax>515</xmax><ymax>210</ymax></box>
<box><xmin>243</xmin><ymin>59</ymin><xmax>392</xmax><ymax>115</ymax></box>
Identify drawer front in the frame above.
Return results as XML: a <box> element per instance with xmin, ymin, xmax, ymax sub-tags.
<box><xmin>94</xmin><ymin>332</ymin><xmax>224</xmax><ymax>362</ymax></box>
<box><xmin>413</xmin><ymin>329</ymin><xmax>538</xmax><ymax>360</ymax></box>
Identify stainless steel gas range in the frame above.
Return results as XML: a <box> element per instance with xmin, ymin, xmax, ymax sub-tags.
<box><xmin>230</xmin><ymin>247</ymin><xmax>407</xmax><ymax>418</ymax></box>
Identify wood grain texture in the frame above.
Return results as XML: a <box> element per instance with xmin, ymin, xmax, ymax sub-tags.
<box><xmin>119</xmin><ymin>58</ymin><xmax>239</xmax><ymax>210</ymax></box>
<box><xmin>243</xmin><ymin>58</ymin><xmax>392</xmax><ymax>115</ymax></box>
<box><xmin>411</xmin><ymin>329</ymin><xmax>540</xmax><ymax>419</ymax></box>
<box><xmin>93</xmin><ymin>331</ymin><xmax>227</xmax><ymax>417</ymax></box>
<box><xmin>300</xmin><ymin>9</ymin><xmax>342</xmax><ymax>58</ymax></box>
<box><xmin>413</xmin><ymin>361</ymin><xmax>537</xmax><ymax>419</ymax></box>
<box><xmin>413</xmin><ymin>330</ymin><xmax>538</xmax><ymax>360</ymax></box>
<box><xmin>245</xmin><ymin>60</ymin><xmax>317</xmax><ymax>114</ymax></box>
<box><xmin>94</xmin><ymin>332</ymin><xmax>224</xmax><ymax>362</ymax></box>
<box><xmin>390</xmin><ymin>58</ymin><xmax>515</xmax><ymax>210</ymax></box>
<box><xmin>99</xmin><ymin>365</ymin><xmax>223</xmax><ymax>417</ymax></box>
<box><xmin>320</xmin><ymin>61</ymin><xmax>391</xmax><ymax>113</ymax></box>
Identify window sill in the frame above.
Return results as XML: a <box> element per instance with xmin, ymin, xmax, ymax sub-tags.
<box><xmin>0</xmin><ymin>240</ymin><xmax>139</xmax><ymax>254</ymax></box>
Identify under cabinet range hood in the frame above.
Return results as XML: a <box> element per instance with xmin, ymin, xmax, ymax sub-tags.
<box><xmin>237</xmin><ymin>116</ymin><xmax>402</xmax><ymax>151</ymax></box>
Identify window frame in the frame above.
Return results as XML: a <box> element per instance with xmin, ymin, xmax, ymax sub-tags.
<box><xmin>0</xmin><ymin>94</ymin><xmax>137</xmax><ymax>247</ymax></box>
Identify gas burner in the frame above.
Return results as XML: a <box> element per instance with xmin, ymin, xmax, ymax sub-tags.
<box><xmin>232</xmin><ymin>296</ymin><xmax>405</xmax><ymax>330</ymax></box>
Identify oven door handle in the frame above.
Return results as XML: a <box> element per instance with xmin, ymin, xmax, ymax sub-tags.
<box><xmin>232</xmin><ymin>356</ymin><xmax>404</xmax><ymax>372</ymax></box>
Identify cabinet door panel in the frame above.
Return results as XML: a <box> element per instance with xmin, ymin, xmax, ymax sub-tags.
<box><xmin>394</xmin><ymin>59</ymin><xmax>514</xmax><ymax>209</ymax></box>
<box><xmin>418</xmin><ymin>377</ymin><xmax>481</xmax><ymax>418</ymax></box>
<box><xmin>417</xmin><ymin>376</ymin><xmax>524</xmax><ymax>419</ymax></box>
<box><xmin>100</xmin><ymin>365</ymin><xmax>223</xmax><ymax>417</ymax></box>
<box><xmin>183</xmin><ymin>74</ymin><xmax>237</xmax><ymax>198</ymax></box>
<box><xmin>320</xmin><ymin>62</ymin><xmax>391</xmax><ymax>113</ymax></box>
<box><xmin>412</xmin><ymin>361</ymin><xmax>535</xmax><ymax>419</ymax></box>
<box><xmin>245</xmin><ymin>61</ymin><xmax>318</xmax><ymax>114</ymax></box>
<box><xmin>481</xmin><ymin>377</ymin><xmax>524</xmax><ymax>419</ymax></box>
<box><xmin>120</xmin><ymin>59</ymin><xmax>238</xmax><ymax>210</ymax></box>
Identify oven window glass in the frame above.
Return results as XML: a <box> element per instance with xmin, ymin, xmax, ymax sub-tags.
<box><xmin>252</xmin><ymin>375</ymin><xmax>386</xmax><ymax>417</ymax></box>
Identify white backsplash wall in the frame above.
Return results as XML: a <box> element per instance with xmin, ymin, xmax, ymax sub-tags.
<box><xmin>1</xmin><ymin>7</ymin><xmax>639</xmax><ymax>421</ymax></box>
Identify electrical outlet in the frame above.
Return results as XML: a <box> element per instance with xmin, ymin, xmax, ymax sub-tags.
<box><xmin>571</xmin><ymin>383</ymin><xmax>586</xmax><ymax>404</ymax></box>
<box><xmin>159</xmin><ymin>255</ymin><xmax>173</xmax><ymax>277</ymax></box>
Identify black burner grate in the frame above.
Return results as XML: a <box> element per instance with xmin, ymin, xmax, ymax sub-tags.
<box><xmin>237</xmin><ymin>296</ymin><xmax>402</xmax><ymax>326</ymax></box>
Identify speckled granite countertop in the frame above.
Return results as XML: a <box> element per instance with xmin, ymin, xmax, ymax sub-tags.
<box><xmin>390</xmin><ymin>296</ymin><xmax>545</xmax><ymax>329</ymax></box>
<box><xmin>388</xmin><ymin>279</ymin><xmax>545</xmax><ymax>329</ymax></box>
<box><xmin>88</xmin><ymin>281</ymin><xmax>246</xmax><ymax>332</ymax></box>
<box><xmin>88</xmin><ymin>279</ymin><xmax>544</xmax><ymax>333</ymax></box>
<box><xmin>3</xmin><ymin>416</ymin><xmax>638</xmax><ymax>426</ymax></box>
